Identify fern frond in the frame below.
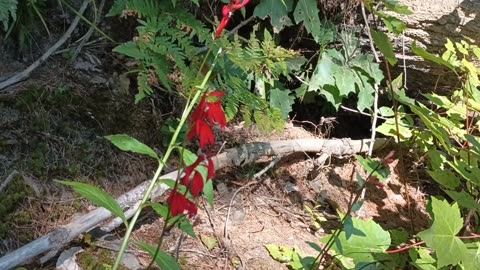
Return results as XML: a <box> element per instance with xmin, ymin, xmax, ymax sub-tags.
<box><xmin>0</xmin><ymin>0</ymin><xmax>17</xmax><ymax>30</ymax></box>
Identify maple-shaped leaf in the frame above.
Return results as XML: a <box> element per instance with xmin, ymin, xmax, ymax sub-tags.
<box><xmin>321</xmin><ymin>215</ymin><xmax>390</xmax><ymax>267</ymax></box>
<box><xmin>253</xmin><ymin>0</ymin><xmax>293</xmax><ymax>32</ymax></box>
<box><xmin>417</xmin><ymin>197</ymin><xmax>468</xmax><ymax>268</ymax></box>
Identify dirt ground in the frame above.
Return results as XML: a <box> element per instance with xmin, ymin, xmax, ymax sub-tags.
<box><xmin>0</xmin><ymin>4</ymin><xmax>434</xmax><ymax>268</ymax></box>
<box><xmin>0</xmin><ymin>70</ymin><xmax>431</xmax><ymax>269</ymax></box>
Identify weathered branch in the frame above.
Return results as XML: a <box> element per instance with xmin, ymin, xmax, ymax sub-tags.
<box><xmin>0</xmin><ymin>0</ymin><xmax>90</xmax><ymax>92</ymax></box>
<box><xmin>0</xmin><ymin>137</ymin><xmax>388</xmax><ymax>269</ymax></box>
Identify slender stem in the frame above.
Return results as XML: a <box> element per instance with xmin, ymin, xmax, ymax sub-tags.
<box><xmin>112</xmin><ymin>48</ymin><xmax>223</xmax><ymax>270</ymax></box>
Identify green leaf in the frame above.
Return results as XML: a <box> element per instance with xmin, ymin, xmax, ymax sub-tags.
<box><xmin>0</xmin><ymin>0</ymin><xmax>17</xmax><ymax>29</ymax></box>
<box><xmin>381</xmin><ymin>15</ymin><xmax>407</xmax><ymax>35</ymax></box>
<box><xmin>200</xmin><ymin>234</ymin><xmax>218</xmax><ymax>250</ymax></box>
<box><xmin>253</xmin><ymin>0</ymin><xmax>294</xmax><ymax>32</ymax></box>
<box><xmin>461</xmin><ymin>242</ymin><xmax>480</xmax><ymax>270</ymax></box>
<box><xmin>321</xmin><ymin>216</ymin><xmax>391</xmax><ymax>267</ymax></box>
<box><xmin>409</xmin><ymin>248</ymin><xmax>437</xmax><ymax>270</ymax></box>
<box><xmin>308</xmin><ymin>52</ymin><xmax>336</xmax><ymax>91</ymax></box>
<box><xmin>203</xmin><ymin>179</ymin><xmax>214</xmax><ymax>207</ymax></box>
<box><xmin>444</xmin><ymin>190</ymin><xmax>480</xmax><ymax>211</ymax></box>
<box><xmin>150</xmin><ymin>202</ymin><xmax>168</xmax><ymax>219</ymax></box>
<box><xmin>293</xmin><ymin>0</ymin><xmax>322</xmax><ymax>43</ymax></box>
<box><xmin>176</xmin><ymin>146</ymin><xmax>197</xmax><ymax>166</ymax></box>
<box><xmin>264</xmin><ymin>244</ymin><xmax>295</xmax><ymax>263</ymax></box>
<box><xmin>426</xmin><ymin>170</ymin><xmax>460</xmax><ymax>189</ymax></box>
<box><xmin>380</xmin><ymin>0</ymin><xmax>413</xmax><ymax>15</ymax></box>
<box><xmin>178</xmin><ymin>218</ymin><xmax>197</xmax><ymax>239</ymax></box>
<box><xmin>412</xmin><ymin>42</ymin><xmax>456</xmax><ymax>71</ymax></box>
<box><xmin>270</xmin><ymin>88</ymin><xmax>295</xmax><ymax>119</ymax></box>
<box><xmin>356</xmin><ymin>155</ymin><xmax>390</xmax><ymax>182</ymax></box>
<box><xmin>135</xmin><ymin>242</ymin><xmax>181</xmax><ymax>270</ymax></box>
<box><xmin>371</xmin><ymin>30</ymin><xmax>397</xmax><ymax>65</ymax></box>
<box><xmin>113</xmin><ymin>41</ymin><xmax>144</xmax><ymax>59</ymax></box>
<box><xmin>57</xmin><ymin>180</ymin><xmax>127</xmax><ymax>225</ymax></box>
<box><xmin>417</xmin><ymin>197</ymin><xmax>468</xmax><ymax>268</ymax></box>
<box><xmin>105</xmin><ymin>134</ymin><xmax>159</xmax><ymax>160</ymax></box>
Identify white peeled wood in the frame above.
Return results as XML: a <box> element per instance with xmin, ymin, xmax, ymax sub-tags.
<box><xmin>0</xmin><ymin>138</ymin><xmax>388</xmax><ymax>269</ymax></box>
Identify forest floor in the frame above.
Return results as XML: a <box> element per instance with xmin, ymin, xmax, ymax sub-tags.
<box><xmin>0</xmin><ymin>52</ymin><xmax>432</xmax><ymax>269</ymax></box>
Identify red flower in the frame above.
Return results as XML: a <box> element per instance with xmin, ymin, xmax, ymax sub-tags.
<box><xmin>215</xmin><ymin>0</ymin><xmax>251</xmax><ymax>38</ymax></box>
<box><xmin>168</xmin><ymin>190</ymin><xmax>197</xmax><ymax>217</ymax></box>
<box><xmin>180</xmin><ymin>156</ymin><xmax>217</xmax><ymax>197</ymax></box>
<box><xmin>187</xmin><ymin>91</ymin><xmax>227</xmax><ymax>149</ymax></box>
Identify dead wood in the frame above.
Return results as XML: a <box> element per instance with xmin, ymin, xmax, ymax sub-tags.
<box><xmin>0</xmin><ymin>0</ymin><xmax>90</xmax><ymax>92</ymax></box>
<box><xmin>0</xmin><ymin>137</ymin><xmax>388</xmax><ymax>269</ymax></box>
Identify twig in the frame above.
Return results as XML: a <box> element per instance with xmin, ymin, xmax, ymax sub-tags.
<box><xmin>72</xmin><ymin>0</ymin><xmax>106</xmax><ymax>59</ymax></box>
<box><xmin>253</xmin><ymin>156</ymin><xmax>281</xmax><ymax>179</ymax></box>
<box><xmin>0</xmin><ymin>0</ymin><xmax>91</xmax><ymax>92</ymax></box>
<box><xmin>0</xmin><ymin>137</ymin><xmax>388</xmax><ymax>269</ymax></box>
<box><xmin>223</xmin><ymin>181</ymin><xmax>258</xmax><ymax>239</ymax></box>
<box><xmin>0</xmin><ymin>170</ymin><xmax>19</xmax><ymax>193</ymax></box>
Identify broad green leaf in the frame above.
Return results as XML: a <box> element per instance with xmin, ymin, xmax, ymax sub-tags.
<box><xmin>379</xmin><ymin>106</ymin><xmax>395</xmax><ymax>117</ymax></box>
<box><xmin>200</xmin><ymin>234</ymin><xmax>218</xmax><ymax>250</ymax></box>
<box><xmin>203</xmin><ymin>179</ymin><xmax>214</xmax><ymax>207</ymax></box>
<box><xmin>417</xmin><ymin>197</ymin><xmax>467</xmax><ymax>268</ymax></box>
<box><xmin>355</xmin><ymin>155</ymin><xmax>390</xmax><ymax>182</ymax></box>
<box><xmin>381</xmin><ymin>14</ymin><xmax>407</xmax><ymax>35</ymax></box>
<box><xmin>105</xmin><ymin>134</ymin><xmax>159</xmax><ymax>160</ymax></box>
<box><xmin>426</xmin><ymin>170</ymin><xmax>460</xmax><ymax>189</ymax></box>
<box><xmin>412</xmin><ymin>42</ymin><xmax>456</xmax><ymax>71</ymax></box>
<box><xmin>293</xmin><ymin>0</ymin><xmax>322</xmax><ymax>43</ymax></box>
<box><xmin>355</xmin><ymin>71</ymin><xmax>376</xmax><ymax>112</ymax></box>
<box><xmin>57</xmin><ymin>180</ymin><xmax>127</xmax><ymax>224</ymax></box>
<box><xmin>253</xmin><ymin>0</ymin><xmax>294</xmax><ymax>32</ymax></box>
<box><xmin>409</xmin><ymin>248</ymin><xmax>437</xmax><ymax>270</ymax></box>
<box><xmin>264</xmin><ymin>244</ymin><xmax>295</xmax><ymax>263</ymax></box>
<box><xmin>447</xmin><ymin>159</ymin><xmax>480</xmax><ymax>186</ymax></box>
<box><xmin>376</xmin><ymin>118</ymin><xmax>413</xmax><ymax>140</ymax></box>
<box><xmin>371</xmin><ymin>30</ymin><xmax>397</xmax><ymax>65</ymax></box>
<box><xmin>150</xmin><ymin>202</ymin><xmax>168</xmax><ymax>219</ymax></box>
<box><xmin>308</xmin><ymin>51</ymin><xmax>336</xmax><ymax>92</ymax></box>
<box><xmin>332</xmin><ymin>65</ymin><xmax>356</xmax><ymax>97</ymax></box>
<box><xmin>178</xmin><ymin>218</ymin><xmax>197</xmax><ymax>239</ymax></box>
<box><xmin>461</xmin><ymin>242</ymin><xmax>480</xmax><ymax>270</ymax></box>
<box><xmin>444</xmin><ymin>190</ymin><xmax>480</xmax><ymax>211</ymax></box>
<box><xmin>176</xmin><ymin>146</ymin><xmax>197</xmax><ymax>166</ymax></box>
<box><xmin>270</xmin><ymin>88</ymin><xmax>295</xmax><ymax>119</ymax></box>
<box><xmin>351</xmin><ymin>54</ymin><xmax>384</xmax><ymax>84</ymax></box>
<box><xmin>135</xmin><ymin>242</ymin><xmax>181</xmax><ymax>270</ymax></box>
<box><xmin>321</xmin><ymin>216</ymin><xmax>391</xmax><ymax>267</ymax></box>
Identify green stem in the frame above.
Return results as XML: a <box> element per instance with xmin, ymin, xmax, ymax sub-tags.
<box><xmin>112</xmin><ymin>48</ymin><xmax>222</xmax><ymax>270</ymax></box>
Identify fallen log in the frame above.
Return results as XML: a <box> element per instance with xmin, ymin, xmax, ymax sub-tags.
<box><xmin>0</xmin><ymin>137</ymin><xmax>389</xmax><ymax>269</ymax></box>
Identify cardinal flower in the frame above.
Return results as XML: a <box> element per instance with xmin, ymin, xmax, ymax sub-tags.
<box><xmin>187</xmin><ymin>91</ymin><xmax>227</xmax><ymax>149</ymax></box>
<box><xmin>168</xmin><ymin>190</ymin><xmax>198</xmax><ymax>217</ymax></box>
<box><xmin>181</xmin><ymin>155</ymin><xmax>216</xmax><ymax>197</ymax></box>
<box><xmin>215</xmin><ymin>0</ymin><xmax>251</xmax><ymax>38</ymax></box>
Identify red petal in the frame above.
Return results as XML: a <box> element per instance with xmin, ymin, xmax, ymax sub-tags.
<box><xmin>215</xmin><ymin>17</ymin><xmax>230</xmax><ymax>38</ymax></box>
<box><xmin>198</xmin><ymin>121</ymin><xmax>215</xmax><ymax>149</ymax></box>
<box><xmin>167</xmin><ymin>191</ymin><xmax>197</xmax><ymax>217</ymax></box>
<box><xmin>232</xmin><ymin>0</ymin><xmax>250</xmax><ymax>10</ymax></box>
<box><xmin>222</xmin><ymin>5</ymin><xmax>230</xmax><ymax>17</ymax></box>
<box><xmin>207</xmin><ymin>158</ymin><xmax>216</xmax><ymax>180</ymax></box>
<box><xmin>190</xmin><ymin>172</ymin><xmax>204</xmax><ymax>197</ymax></box>
<box><xmin>207</xmin><ymin>102</ymin><xmax>227</xmax><ymax>128</ymax></box>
